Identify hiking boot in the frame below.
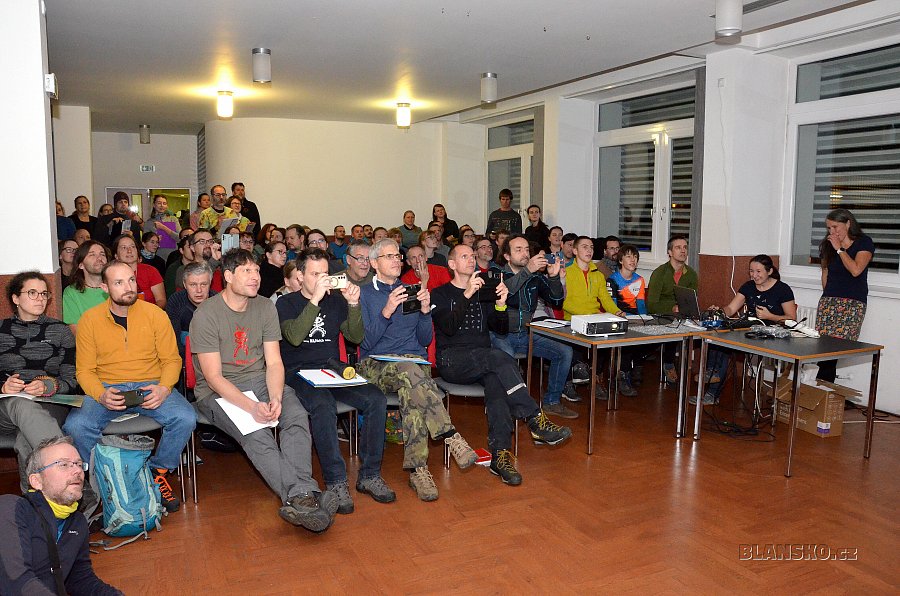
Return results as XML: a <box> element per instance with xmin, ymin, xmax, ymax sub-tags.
<box><xmin>616</xmin><ymin>371</ymin><xmax>638</xmax><ymax>397</ymax></box>
<box><xmin>153</xmin><ymin>469</ymin><xmax>180</xmax><ymax>513</ymax></box>
<box><xmin>663</xmin><ymin>364</ymin><xmax>678</xmax><ymax>385</ymax></box>
<box><xmin>280</xmin><ymin>493</ymin><xmax>331</xmax><ymax>533</ymax></box>
<box><xmin>317</xmin><ymin>489</ymin><xmax>339</xmax><ymax>519</ymax></box>
<box><xmin>571</xmin><ymin>362</ymin><xmax>591</xmax><ymax>385</ymax></box>
<box><xmin>595</xmin><ymin>383</ymin><xmax>609</xmax><ymax>401</ymax></box>
<box><xmin>409</xmin><ymin>467</ymin><xmax>439</xmax><ymax>502</ymax></box>
<box><xmin>355</xmin><ymin>475</ymin><xmax>396</xmax><ymax>504</ymax></box>
<box><xmin>326</xmin><ymin>480</ymin><xmax>354</xmax><ymax>514</ymax></box>
<box><xmin>688</xmin><ymin>392</ymin><xmax>718</xmax><ymax>406</ymax></box>
<box><xmin>527</xmin><ymin>412</ymin><xmax>573</xmax><ymax>446</ymax></box>
<box><xmin>444</xmin><ymin>432</ymin><xmax>477</xmax><ymax>469</ymax></box>
<box><xmin>542</xmin><ymin>402</ymin><xmax>578</xmax><ymax>419</ymax></box>
<box><xmin>562</xmin><ymin>381</ymin><xmax>582</xmax><ymax>402</ymax></box>
<box><xmin>489</xmin><ymin>450</ymin><xmax>522</xmax><ymax>486</ymax></box>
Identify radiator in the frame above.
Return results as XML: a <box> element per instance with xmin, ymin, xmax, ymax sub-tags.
<box><xmin>795</xmin><ymin>304</ymin><xmax>817</xmax><ymax>328</ymax></box>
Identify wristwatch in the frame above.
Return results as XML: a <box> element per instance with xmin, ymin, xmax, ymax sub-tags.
<box><xmin>836</xmin><ymin>248</ymin><xmax>844</xmax><ymax>255</ymax></box>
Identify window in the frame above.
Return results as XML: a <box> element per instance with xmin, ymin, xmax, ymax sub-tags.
<box><xmin>596</xmin><ymin>86</ymin><xmax>697</xmax><ymax>262</ymax></box>
<box><xmin>488</xmin><ymin>120</ymin><xmax>534</xmax><ymax>149</ymax></box>
<box><xmin>789</xmin><ymin>43</ymin><xmax>900</xmax><ymax>277</ymax></box>
<box><xmin>486</xmin><ymin>118</ymin><xmax>536</xmax><ymax>222</ymax></box>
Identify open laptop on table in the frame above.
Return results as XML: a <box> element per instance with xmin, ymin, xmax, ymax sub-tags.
<box><xmin>673</xmin><ymin>285</ymin><xmax>702</xmax><ymax>323</ymax></box>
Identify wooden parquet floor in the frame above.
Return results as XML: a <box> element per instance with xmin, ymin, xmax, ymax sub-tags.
<box><xmin>3</xmin><ymin>370</ymin><xmax>898</xmax><ymax>594</ymax></box>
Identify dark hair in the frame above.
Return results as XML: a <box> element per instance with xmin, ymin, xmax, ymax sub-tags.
<box><xmin>604</xmin><ymin>235</ymin><xmax>622</xmax><ymax>249</ymax></box>
<box><xmin>351</xmin><ymin>224</ymin><xmax>364</xmax><ymax>233</ymax></box>
<box><xmin>373</xmin><ymin>226</ymin><xmax>387</xmax><ymax>235</ymax></box>
<box><xmin>196</xmin><ymin>192</ymin><xmax>210</xmax><ymax>209</ymax></box>
<box><xmin>231</xmin><ymin>182</ymin><xmax>244</xmax><ymax>192</ymax></box>
<box><xmin>257</xmin><ymin>223</ymin><xmax>276</xmax><ymax>244</ymax></box>
<box><xmin>6</xmin><ymin>270</ymin><xmax>47</xmax><ymax>311</ymax></box>
<box><xmin>432</xmin><ymin>203</ymin><xmax>447</xmax><ymax>220</ymax></box>
<box><xmin>273</xmin><ymin>227</ymin><xmax>287</xmax><ymax>240</ymax></box>
<box><xmin>221</xmin><ymin>248</ymin><xmax>256</xmax><ymax>275</ymax></box>
<box><xmin>499</xmin><ymin>188</ymin><xmax>513</xmax><ymax>200</ymax></box>
<box><xmin>575</xmin><ymin>235</ymin><xmax>593</xmax><ymax>248</ymax></box>
<box><xmin>617</xmin><ymin>244</ymin><xmax>640</xmax><ymax>262</ymax></box>
<box><xmin>666</xmin><ymin>234</ymin><xmax>688</xmax><ymax>252</ymax></box>
<box><xmin>561</xmin><ymin>232</ymin><xmax>578</xmax><ymax>244</ymax></box>
<box><xmin>550</xmin><ymin>226</ymin><xmax>563</xmax><ymax>235</ymax></box>
<box><xmin>265</xmin><ymin>240</ymin><xmax>286</xmax><ymax>255</ymax></box>
<box><xmin>819</xmin><ymin>208</ymin><xmax>864</xmax><ymax>269</ymax></box>
<box><xmin>70</xmin><ymin>240</ymin><xmax>110</xmax><ymax>291</ymax></box>
<box><xmin>239</xmin><ymin>231</ymin><xmax>255</xmax><ymax>242</ymax></box>
<box><xmin>296</xmin><ymin>248</ymin><xmax>330</xmax><ymax>273</ymax></box>
<box><xmin>178</xmin><ymin>234</ymin><xmax>193</xmax><ymax>250</ymax></box>
<box><xmin>113</xmin><ymin>191</ymin><xmax>129</xmax><ymax>205</ymax></box>
<box><xmin>141</xmin><ymin>231</ymin><xmax>159</xmax><ymax>244</ymax></box>
<box><xmin>750</xmin><ymin>254</ymin><xmax>780</xmax><ymax>281</ymax></box>
<box><xmin>111</xmin><ymin>234</ymin><xmax>137</xmax><ymax>256</ymax></box>
<box><xmin>501</xmin><ymin>233</ymin><xmax>529</xmax><ymax>257</ymax></box>
<box><xmin>286</xmin><ymin>223</ymin><xmax>305</xmax><ymax>237</ymax></box>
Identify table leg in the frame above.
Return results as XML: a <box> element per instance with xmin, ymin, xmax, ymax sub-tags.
<box><xmin>609</xmin><ymin>347</ymin><xmax>619</xmax><ymax>411</ymax></box>
<box><xmin>784</xmin><ymin>358</ymin><xmax>801</xmax><ymax>477</ymax></box>
<box><xmin>588</xmin><ymin>344</ymin><xmax>598</xmax><ymax>455</ymax></box>
<box><xmin>526</xmin><ymin>327</ymin><xmax>534</xmax><ymax>400</ymax></box>
<box><xmin>693</xmin><ymin>339</ymin><xmax>709</xmax><ymax>440</ymax></box>
<box><xmin>675</xmin><ymin>336</ymin><xmax>689</xmax><ymax>438</ymax></box>
<box><xmin>865</xmin><ymin>351</ymin><xmax>881</xmax><ymax>458</ymax></box>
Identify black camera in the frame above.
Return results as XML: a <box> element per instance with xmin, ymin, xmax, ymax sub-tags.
<box><xmin>545</xmin><ymin>253</ymin><xmax>556</xmax><ymax>264</ymax></box>
<box><xmin>120</xmin><ymin>389</ymin><xmax>149</xmax><ymax>408</ymax></box>
<box><xmin>402</xmin><ymin>283</ymin><xmax>421</xmax><ymax>314</ymax></box>
<box><xmin>476</xmin><ymin>270</ymin><xmax>502</xmax><ymax>302</ymax></box>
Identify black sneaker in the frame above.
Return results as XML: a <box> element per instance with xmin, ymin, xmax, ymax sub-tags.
<box><xmin>527</xmin><ymin>412</ymin><xmax>573</xmax><ymax>446</ymax></box>
<box><xmin>572</xmin><ymin>362</ymin><xmax>591</xmax><ymax>385</ymax></box>
<box><xmin>489</xmin><ymin>449</ymin><xmax>522</xmax><ymax>486</ymax></box>
<box><xmin>616</xmin><ymin>371</ymin><xmax>638</xmax><ymax>397</ymax></box>
<box><xmin>280</xmin><ymin>493</ymin><xmax>331</xmax><ymax>533</ymax></box>
<box><xmin>562</xmin><ymin>381</ymin><xmax>582</xmax><ymax>402</ymax></box>
<box><xmin>153</xmin><ymin>469</ymin><xmax>180</xmax><ymax>513</ymax></box>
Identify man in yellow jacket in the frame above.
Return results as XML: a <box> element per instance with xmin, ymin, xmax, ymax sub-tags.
<box><xmin>562</xmin><ymin>236</ymin><xmax>626</xmax><ymax>400</ymax></box>
<box><xmin>63</xmin><ymin>261</ymin><xmax>196</xmax><ymax>512</ymax></box>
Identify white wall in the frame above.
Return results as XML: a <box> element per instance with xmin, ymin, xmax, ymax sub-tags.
<box><xmin>52</xmin><ymin>104</ymin><xmax>93</xmax><ymax>211</ymax></box>
<box><xmin>0</xmin><ymin>0</ymin><xmax>56</xmax><ymax>274</ymax></box>
<box><xmin>91</xmin><ymin>131</ymin><xmax>198</xmax><ymax>205</ymax></box>
<box><xmin>544</xmin><ymin>96</ymin><xmax>596</xmax><ymax>235</ymax></box>
<box><xmin>439</xmin><ymin>121</ymin><xmax>486</xmax><ymax>231</ymax></box>
<box><xmin>204</xmin><ymin>118</ymin><xmax>442</xmax><ymax>232</ymax></box>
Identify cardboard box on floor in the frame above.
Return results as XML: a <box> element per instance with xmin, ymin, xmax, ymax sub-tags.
<box><xmin>774</xmin><ymin>378</ymin><xmax>860</xmax><ymax>438</ymax></box>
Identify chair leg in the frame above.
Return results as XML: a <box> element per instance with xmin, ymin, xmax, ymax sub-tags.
<box><xmin>191</xmin><ymin>432</ymin><xmax>199</xmax><ymax>504</ymax></box>
<box><xmin>514</xmin><ymin>420</ymin><xmax>519</xmax><ymax>457</ymax></box>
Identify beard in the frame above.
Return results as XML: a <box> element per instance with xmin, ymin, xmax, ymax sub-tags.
<box><xmin>111</xmin><ymin>291</ymin><xmax>138</xmax><ymax>307</ymax></box>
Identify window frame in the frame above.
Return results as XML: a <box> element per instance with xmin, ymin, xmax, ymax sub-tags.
<box><xmin>486</xmin><ymin>116</ymin><xmax>535</xmax><ymax>225</ymax></box>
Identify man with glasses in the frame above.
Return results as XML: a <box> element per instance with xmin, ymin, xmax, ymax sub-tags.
<box><xmin>62</xmin><ymin>240</ymin><xmax>110</xmax><ymax>332</ymax></box>
<box><xmin>64</xmin><ymin>261</ymin><xmax>196</xmax><ymax>513</ymax></box>
<box><xmin>198</xmin><ymin>185</ymin><xmax>236</xmax><ymax>233</ymax></box>
<box><xmin>0</xmin><ymin>436</ymin><xmax>121</xmax><ymax>595</ymax></box>
<box><xmin>474</xmin><ymin>237</ymin><xmax>497</xmax><ymax>273</ymax></box>
<box><xmin>175</xmin><ymin>229</ymin><xmax>223</xmax><ymax>293</ymax></box>
<box><xmin>305</xmin><ymin>229</ymin><xmax>344</xmax><ymax>274</ymax></box>
<box><xmin>1</xmin><ymin>272</ymin><xmax>75</xmax><ymax>492</ymax></box>
<box><xmin>595</xmin><ymin>235</ymin><xmax>622</xmax><ymax>279</ymax></box>
<box><xmin>337</xmin><ymin>240</ymin><xmax>374</xmax><ymax>287</ymax></box>
<box><xmin>357</xmin><ymin>239</ymin><xmax>477</xmax><ymax>501</ymax></box>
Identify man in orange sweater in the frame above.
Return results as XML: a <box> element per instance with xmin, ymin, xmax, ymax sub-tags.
<box><xmin>63</xmin><ymin>261</ymin><xmax>196</xmax><ymax>512</ymax></box>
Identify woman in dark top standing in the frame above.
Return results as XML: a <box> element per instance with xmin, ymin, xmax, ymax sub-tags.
<box><xmin>259</xmin><ymin>240</ymin><xmax>288</xmax><ymax>298</ymax></box>
<box><xmin>69</xmin><ymin>195</ymin><xmax>97</xmax><ymax>233</ymax></box>
<box><xmin>816</xmin><ymin>208</ymin><xmax>875</xmax><ymax>382</ymax></box>
<box><xmin>523</xmin><ymin>204</ymin><xmax>550</xmax><ymax>252</ymax></box>
<box><xmin>431</xmin><ymin>203</ymin><xmax>459</xmax><ymax>246</ymax></box>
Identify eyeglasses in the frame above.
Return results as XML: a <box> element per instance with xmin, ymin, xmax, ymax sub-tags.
<box><xmin>36</xmin><ymin>459</ymin><xmax>88</xmax><ymax>473</ymax></box>
<box><xmin>192</xmin><ymin>238</ymin><xmax>213</xmax><ymax>246</ymax></box>
<box><xmin>308</xmin><ymin>239</ymin><xmax>327</xmax><ymax>246</ymax></box>
<box><xmin>377</xmin><ymin>253</ymin><xmax>403</xmax><ymax>261</ymax></box>
<box><xmin>476</xmin><ymin>244</ymin><xmax>492</xmax><ymax>250</ymax></box>
<box><xmin>22</xmin><ymin>290</ymin><xmax>51</xmax><ymax>300</ymax></box>
<box><xmin>348</xmin><ymin>254</ymin><xmax>370</xmax><ymax>263</ymax></box>
<box><xmin>61</xmin><ymin>247</ymin><xmax>77</xmax><ymax>254</ymax></box>
<box><xmin>212</xmin><ymin>192</ymin><xmax>227</xmax><ymax>197</ymax></box>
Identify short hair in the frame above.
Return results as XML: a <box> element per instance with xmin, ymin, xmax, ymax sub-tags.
<box><xmin>296</xmin><ymin>247</ymin><xmax>330</xmax><ymax>273</ymax></box>
<box><xmin>499</xmin><ymin>188</ymin><xmax>513</xmax><ymax>200</ymax></box>
<box><xmin>575</xmin><ymin>235</ymin><xmax>593</xmax><ymax>247</ymax></box>
<box><xmin>549</xmin><ymin>226</ymin><xmax>563</xmax><ymax>235</ymax></box>
<box><xmin>210</xmin><ymin>184</ymin><xmax>226</xmax><ymax>194</ymax></box>
<box><xmin>333</xmin><ymin>224</ymin><xmax>345</xmax><ymax>233</ymax></box>
<box><xmin>282</xmin><ymin>259</ymin><xmax>299</xmax><ymax>280</ymax></box>
<box><xmin>617</xmin><ymin>244</ymin><xmax>640</xmax><ymax>262</ymax></box>
<box><xmin>604</xmin><ymin>235</ymin><xmax>622</xmax><ymax>249</ymax></box>
<box><xmin>351</xmin><ymin>224</ymin><xmax>363</xmax><ymax>233</ymax></box>
<box><xmin>239</xmin><ymin>231</ymin><xmax>255</xmax><ymax>242</ymax></box>
<box><xmin>25</xmin><ymin>436</ymin><xmax>72</xmax><ymax>481</ymax></box>
<box><xmin>667</xmin><ymin>234</ymin><xmax>688</xmax><ymax>252</ymax></box>
<box><xmin>496</xmin><ymin>229</ymin><xmax>510</xmax><ymax>237</ymax></box>
<box><xmin>347</xmin><ymin>240</ymin><xmax>369</xmax><ymax>258</ymax></box>
<box><xmin>561</xmin><ymin>233</ymin><xmax>578</xmax><ymax>244</ymax></box>
<box><xmin>6</xmin><ymin>270</ymin><xmax>47</xmax><ymax>311</ymax></box>
<box><xmin>306</xmin><ymin>228</ymin><xmax>327</xmax><ymax>242</ymax></box>
<box><xmin>183</xmin><ymin>261</ymin><xmax>213</xmax><ymax>280</ymax></box>
<box><xmin>100</xmin><ymin>259</ymin><xmax>131</xmax><ymax>284</ymax></box>
<box><xmin>221</xmin><ymin>248</ymin><xmax>256</xmax><ymax>275</ymax></box>
<box><xmin>373</xmin><ymin>226</ymin><xmax>387</xmax><ymax>236</ymax></box>
<box><xmin>386</xmin><ymin>227</ymin><xmax>402</xmax><ymax>238</ymax></box>
<box><xmin>178</xmin><ymin>234</ymin><xmax>194</xmax><ymax>250</ymax></box>
<box><xmin>448</xmin><ymin>243</ymin><xmax>472</xmax><ymax>260</ymax></box>
<box><xmin>286</xmin><ymin>223</ymin><xmax>305</xmax><ymax>237</ymax></box>
<box><xmin>141</xmin><ymin>231</ymin><xmax>159</xmax><ymax>244</ymax></box>
<box><xmin>265</xmin><ymin>240</ymin><xmax>286</xmax><ymax>255</ymax></box>
<box><xmin>231</xmin><ymin>182</ymin><xmax>244</xmax><ymax>192</ymax></box>
<box><xmin>111</xmin><ymin>233</ymin><xmax>137</xmax><ymax>256</ymax></box>
<box><xmin>501</xmin><ymin>233</ymin><xmax>528</xmax><ymax>257</ymax></box>
<box><xmin>369</xmin><ymin>238</ymin><xmax>398</xmax><ymax>261</ymax></box>
<box><xmin>71</xmin><ymin>241</ymin><xmax>110</xmax><ymax>292</ymax></box>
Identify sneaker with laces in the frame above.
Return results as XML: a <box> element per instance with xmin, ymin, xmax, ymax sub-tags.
<box><xmin>153</xmin><ymin>469</ymin><xmax>180</xmax><ymax>513</ymax></box>
<box><xmin>317</xmin><ymin>489</ymin><xmax>339</xmax><ymax>519</ymax></box>
<box><xmin>326</xmin><ymin>480</ymin><xmax>354</xmax><ymax>514</ymax></box>
<box><xmin>595</xmin><ymin>383</ymin><xmax>609</xmax><ymax>401</ymax></box>
<box><xmin>409</xmin><ymin>467</ymin><xmax>439</xmax><ymax>501</ymax></box>
<box><xmin>444</xmin><ymin>432</ymin><xmax>477</xmax><ymax>469</ymax></box>
<box><xmin>616</xmin><ymin>371</ymin><xmax>638</xmax><ymax>397</ymax></box>
<box><xmin>663</xmin><ymin>363</ymin><xmax>679</xmax><ymax>385</ymax></box>
<box><xmin>688</xmin><ymin>392</ymin><xmax>718</xmax><ymax>406</ymax></box>
<box><xmin>542</xmin><ymin>402</ymin><xmax>578</xmax><ymax>419</ymax></box>
<box><xmin>527</xmin><ymin>412</ymin><xmax>573</xmax><ymax>446</ymax></box>
<box><xmin>571</xmin><ymin>362</ymin><xmax>591</xmax><ymax>385</ymax></box>
<box><xmin>562</xmin><ymin>381</ymin><xmax>582</xmax><ymax>402</ymax></box>
<box><xmin>355</xmin><ymin>475</ymin><xmax>396</xmax><ymax>503</ymax></box>
<box><xmin>489</xmin><ymin>449</ymin><xmax>522</xmax><ymax>486</ymax></box>
<box><xmin>280</xmin><ymin>493</ymin><xmax>331</xmax><ymax>533</ymax></box>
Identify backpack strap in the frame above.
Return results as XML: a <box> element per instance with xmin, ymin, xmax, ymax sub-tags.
<box><xmin>25</xmin><ymin>496</ymin><xmax>67</xmax><ymax>596</ymax></box>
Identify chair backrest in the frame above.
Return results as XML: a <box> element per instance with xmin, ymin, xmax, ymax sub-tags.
<box><xmin>184</xmin><ymin>336</ymin><xmax>196</xmax><ymax>390</ymax></box>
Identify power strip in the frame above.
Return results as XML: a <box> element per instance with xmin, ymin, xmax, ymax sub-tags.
<box><xmin>784</xmin><ymin>319</ymin><xmax>820</xmax><ymax>338</ymax></box>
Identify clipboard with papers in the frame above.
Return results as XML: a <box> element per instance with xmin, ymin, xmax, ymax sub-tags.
<box><xmin>296</xmin><ymin>369</ymin><xmax>368</xmax><ymax>388</ymax></box>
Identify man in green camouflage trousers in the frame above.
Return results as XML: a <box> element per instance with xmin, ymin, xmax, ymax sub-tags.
<box><xmin>358</xmin><ymin>239</ymin><xmax>478</xmax><ymax>501</ymax></box>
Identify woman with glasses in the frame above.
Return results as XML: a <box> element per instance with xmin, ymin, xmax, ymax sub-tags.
<box><xmin>58</xmin><ymin>239</ymin><xmax>78</xmax><ymax>290</ymax></box>
<box><xmin>260</xmin><ymin>241</ymin><xmax>288</xmax><ymax>298</ymax></box>
<box><xmin>112</xmin><ymin>234</ymin><xmax>166</xmax><ymax>308</ymax></box>
<box><xmin>458</xmin><ymin>225</ymin><xmax>476</xmax><ymax>249</ymax></box>
<box><xmin>0</xmin><ymin>271</ymin><xmax>76</xmax><ymax>491</ymax></box>
<box><xmin>228</xmin><ymin>196</ymin><xmax>252</xmax><ymax>232</ymax></box>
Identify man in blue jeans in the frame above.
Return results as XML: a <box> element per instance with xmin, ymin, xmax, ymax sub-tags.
<box><xmin>64</xmin><ymin>261</ymin><xmax>196</xmax><ymax>513</ymax></box>
<box><xmin>492</xmin><ymin>235</ymin><xmax>577</xmax><ymax>419</ymax></box>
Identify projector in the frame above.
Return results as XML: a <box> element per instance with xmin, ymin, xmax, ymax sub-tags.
<box><xmin>571</xmin><ymin>313</ymin><xmax>628</xmax><ymax>336</ymax></box>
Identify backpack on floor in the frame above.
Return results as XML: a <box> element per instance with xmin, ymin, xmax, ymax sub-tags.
<box><xmin>89</xmin><ymin>434</ymin><xmax>163</xmax><ymax>548</ymax></box>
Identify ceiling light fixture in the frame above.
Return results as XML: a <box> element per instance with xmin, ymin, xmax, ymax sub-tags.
<box><xmin>252</xmin><ymin>47</ymin><xmax>272</xmax><ymax>83</ymax></box>
<box><xmin>139</xmin><ymin>124</ymin><xmax>150</xmax><ymax>144</ymax></box>
<box><xmin>481</xmin><ymin>72</ymin><xmax>498</xmax><ymax>105</ymax></box>
<box><xmin>217</xmin><ymin>91</ymin><xmax>234</xmax><ymax>119</ymax></box>
<box><xmin>396</xmin><ymin>102</ymin><xmax>411</xmax><ymax>129</ymax></box>
<box><xmin>715</xmin><ymin>0</ymin><xmax>743</xmax><ymax>38</ymax></box>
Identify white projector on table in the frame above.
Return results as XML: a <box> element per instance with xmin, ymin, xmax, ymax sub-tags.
<box><xmin>571</xmin><ymin>313</ymin><xmax>628</xmax><ymax>336</ymax></box>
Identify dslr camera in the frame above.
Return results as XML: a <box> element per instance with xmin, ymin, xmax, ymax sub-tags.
<box><xmin>326</xmin><ymin>273</ymin><xmax>349</xmax><ymax>290</ymax></box>
<box><xmin>402</xmin><ymin>283</ymin><xmax>421</xmax><ymax>314</ymax></box>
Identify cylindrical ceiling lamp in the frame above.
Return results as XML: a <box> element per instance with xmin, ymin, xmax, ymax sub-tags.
<box><xmin>139</xmin><ymin>124</ymin><xmax>150</xmax><ymax>144</ymax></box>
<box><xmin>217</xmin><ymin>91</ymin><xmax>234</xmax><ymax>119</ymax></box>
<box><xmin>396</xmin><ymin>102</ymin><xmax>411</xmax><ymax>129</ymax></box>
<box><xmin>252</xmin><ymin>47</ymin><xmax>272</xmax><ymax>83</ymax></box>
<box><xmin>715</xmin><ymin>0</ymin><xmax>743</xmax><ymax>37</ymax></box>
<box><xmin>481</xmin><ymin>72</ymin><xmax>498</xmax><ymax>105</ymax></box>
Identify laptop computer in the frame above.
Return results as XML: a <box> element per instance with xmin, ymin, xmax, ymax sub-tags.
<box><xmin>673</xmin><ymin>286</ymin><xmax>702</xmax><ymax>320</ymax></box>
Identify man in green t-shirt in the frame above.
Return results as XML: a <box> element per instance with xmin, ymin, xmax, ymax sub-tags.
<box><xmin>62</xmin><ymin>240</ymin><xmax>109</xmax><ymax>333</ymax></box>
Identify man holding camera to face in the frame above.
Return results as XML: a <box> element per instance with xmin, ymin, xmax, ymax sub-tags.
<box><xmin>277</xmin><ymin>248</ymin><xmax>394</xmax><ymax>515</ymax></box>
<box><xmin>431</xmin><ymin>245</ymin><xmax>572</xmax><ymax>486</ymax></box>
<box><xmin>357</xmin><ymin>239</ymin><xmax>477</xmax><ymax>502</ymax></box>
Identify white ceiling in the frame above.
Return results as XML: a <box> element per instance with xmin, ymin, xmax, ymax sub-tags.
<box><xmin>44</xmin><ymin>0</ymin><xmax>870</xmax><ymax>134</ymax></box>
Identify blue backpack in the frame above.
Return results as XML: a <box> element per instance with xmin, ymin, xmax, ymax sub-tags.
<box><xmin>89</xmin><ymin>434</ymin><xmax>164</xmax><ymax>548</ymax></box>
